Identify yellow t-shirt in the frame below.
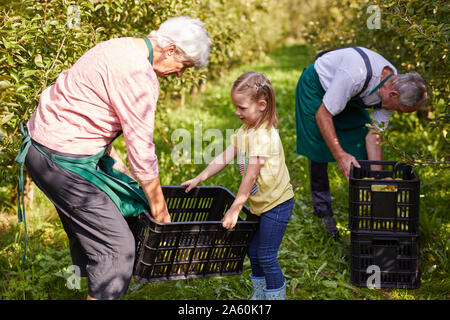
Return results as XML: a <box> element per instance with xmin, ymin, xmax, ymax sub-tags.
<box><xmin>232</xmin><ymin>122</ymin><xmax>294</xmax><ymax>215</ymax></box>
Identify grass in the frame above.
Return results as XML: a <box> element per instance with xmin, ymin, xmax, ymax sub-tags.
<box><xmin>0</xmin><ymin>43</ymin><xmax>449</xmax><ymax>300</ymax></box>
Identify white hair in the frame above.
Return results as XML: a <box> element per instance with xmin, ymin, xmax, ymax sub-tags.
<box><xmin>393</xmin><ymin>72</ymin><xmax>428</xmax><ymax>107</ymax></box>
<box><xmin>148</xmin><ymin>16</ymin><xmax>210</xmax><ymax>69</ymax></box>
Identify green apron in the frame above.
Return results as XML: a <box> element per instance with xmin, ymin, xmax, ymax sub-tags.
<box><xmin>295</xmin><ymin>63</ymin><xmax>391</xmax><ymax>163</ymax></box>
<box><xmin>15</xmin><ymin>123</ymin><xmax>149</xmax><ymax>218</ymax></box>
<box><xmin>14</xmin><ymin>123</ymin><xmax>150</xmax><ymax>267</ymax></box>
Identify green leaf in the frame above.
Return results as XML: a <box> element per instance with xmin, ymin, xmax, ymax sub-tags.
<box><xmin>16</xmin><ymin>84</ymin><xmax>29</xmax><ymax>92</ymax></box>
<box><xmin>0</xmin><ymin>80</ymin><xmax>12</xmax><ymax>90</ymax></box>
<box><xmin>314</xmin><ymin>262</ymin><xmax>327</xmax><ymax>280</ymax></box>
<box><xmin>15</xmin><ymin>54</ymin><xmax>28</xmax><ymax>64</ymax></box>
<box><xmin>22</xmin><ymin>70</ymin><xmax>37</xmax><ymax>77</ymax></box>
<box><xmin>2</xmin><ymin>39</ymin><xmax>12</xmax><ymax>49</ymax></box>
<box><xmin>1</xmin><ymin>114</ymin><xmax>14</xmax><ymax>125</ymax></box>
<box><xmin>323</xmin><ymin>280</ymin><xmax>338</xmax><ymax>288</ymax></box>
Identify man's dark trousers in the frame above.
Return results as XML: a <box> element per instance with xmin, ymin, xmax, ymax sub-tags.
<box><xmin>308</xmin><ymin>159</ymin><xmax>333</xmax><ymax>218</ymax></box>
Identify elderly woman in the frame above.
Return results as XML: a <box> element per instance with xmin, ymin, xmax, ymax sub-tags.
<box><xmin>16</xmin><ymin>16</ymin><xmax>210</xmax><ymax>299</ymax></box>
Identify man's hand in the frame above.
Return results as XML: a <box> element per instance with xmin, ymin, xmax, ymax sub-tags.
<box><xmin>316</xmin><ymin>103</ymin><xmax>360</xmax><ymax>181</ymax></box>
<box><xmin>336</xmin><ymin>152</ymin><xmax>360</xmax><ymax>182</ymax></box>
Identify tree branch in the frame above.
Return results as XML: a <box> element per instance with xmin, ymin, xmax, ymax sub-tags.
<box><xmin>392</xmin><ymin>2</ymin><xmax>449</xmax><ymax>50</ymax></box>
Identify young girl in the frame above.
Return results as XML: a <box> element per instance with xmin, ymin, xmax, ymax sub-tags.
<box><xmin>181</xmin><ymin>71</ymin><xmax>294</xmax><ymax>300</ymax></box>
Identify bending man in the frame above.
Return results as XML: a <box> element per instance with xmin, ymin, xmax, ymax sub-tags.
<box><xmin>294</xmin><ymin>46</ymin><xmax>427</xmax><ymax>238</ymax></box>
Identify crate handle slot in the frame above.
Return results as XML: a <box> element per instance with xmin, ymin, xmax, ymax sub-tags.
<box><xmin>371</xmin><ymin>184</ymin><xmax>398</xmax><ymax>192</ymax></box>
<box><xmin>372</xmin><ymin>238</ymin><xmax>399</xmax><ymax>246</ymax></box>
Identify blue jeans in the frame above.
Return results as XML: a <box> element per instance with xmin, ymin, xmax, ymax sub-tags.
<box><xmin>247</xmin><ymin>197</ymin><xmax>294</xmax><ymax>290</ymax></box>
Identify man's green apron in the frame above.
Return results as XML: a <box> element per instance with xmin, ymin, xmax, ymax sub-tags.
<box><xmin>295</xmin><ymin>48</ymin><xmax>393</xmax><ymax>163</ymax></box>
<box><xmin>295</xmin><ymin>64</ymin><xmax>370</xmax><ymax>162</ymax></box>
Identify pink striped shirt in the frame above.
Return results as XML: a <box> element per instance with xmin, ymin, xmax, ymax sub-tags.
<box><xmin>28</xmin><ymin>37</ymin><xmax>160</xmax><ymax>181</ymax></box>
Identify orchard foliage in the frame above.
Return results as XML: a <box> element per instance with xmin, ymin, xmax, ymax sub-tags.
<box><xmin>0</xmin><ymin>0</ymin><xmax>290</xmax><ymax>208</ymax></box>
<box><xmin>0</xmin><ymin>0</ymin><xmax>448</xmax><ymax>207</ymax></box>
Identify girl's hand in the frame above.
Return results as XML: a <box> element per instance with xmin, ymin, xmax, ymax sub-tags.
<box><xmin>222</xmin><ymin>208</ymin><xmax>240</xmax><ymax>230</ymax></box>
<box><xmin>181</xmin><ymin>176</ymin><xmax>201</xmax><ymax>193</ymax></box>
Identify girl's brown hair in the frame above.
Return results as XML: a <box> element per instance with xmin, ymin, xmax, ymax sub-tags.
<box><xmin>231</xmin><ymin>71</ymin><xmax>278</xmax><ymax>129</ymax></box>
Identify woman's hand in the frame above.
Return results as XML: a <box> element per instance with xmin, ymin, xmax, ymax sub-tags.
<box><xmin>141</xmin><ymin>177</ymin><xmax>171</xmax><ymax>223</ymax></box>
<box><xmin>181</xmin><ymin>176</ymin><xmax>202</xmax><ymax>193</ymax></box>
<box><xmin>156</xmin><ymin>212</ymin><xmax>172</xmax><ymax>223</ymax></box>
<box><xmin>222</xmin><ymin>207</ymin><xmax>240</xmax><ymax>230</ymax></box>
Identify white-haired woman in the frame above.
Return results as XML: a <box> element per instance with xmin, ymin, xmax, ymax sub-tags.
<box><xmin>16</xmin><ymin>16</ymin><xmax>210</xmax><ymax>300</ymax></box>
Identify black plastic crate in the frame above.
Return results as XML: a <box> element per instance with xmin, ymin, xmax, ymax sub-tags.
<box><xmin>131</xmin><ymin>186</ymin><xmax>259</xmax><ymax>282</ymax></box>
<box><xmin>349</xmin><ymin>160</ymin><xmax>420</xmax><ymax>234</ymax></box>
<box><xmin>350</xmin><ymin>232</ymin><xmax>420</xmax><ymax>289</ymax></box>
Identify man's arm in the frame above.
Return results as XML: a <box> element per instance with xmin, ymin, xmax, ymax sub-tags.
<box><xmin>141</xmin><ymin>177</ymin><xmax>171</xmax><ymax>223</ymax></box>
<box><xmin>365</xmin><ymin>128</ymin><xmax>383</xmax><ymax>170</ymax></box>
<box><xmin>315</xmin><ymin>103</ymin><xmax>360</xmax><ymax>181</ymax></box>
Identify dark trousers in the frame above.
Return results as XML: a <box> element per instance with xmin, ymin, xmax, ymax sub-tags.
<box><xmin>25</xmin><ymin>142</ymin><xmax>135</xmax><ymax>300</ymax></box>
<box><xmin>308</xmin><ymin>159</ymin><xmax>333</xmax><ymax>218</ymax></box>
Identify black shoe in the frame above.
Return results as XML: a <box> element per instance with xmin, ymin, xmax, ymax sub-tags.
<box><xmin>321</xmin><ymin>216</ymin><xmax>339</xmax><ymax>240</ymax></box>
